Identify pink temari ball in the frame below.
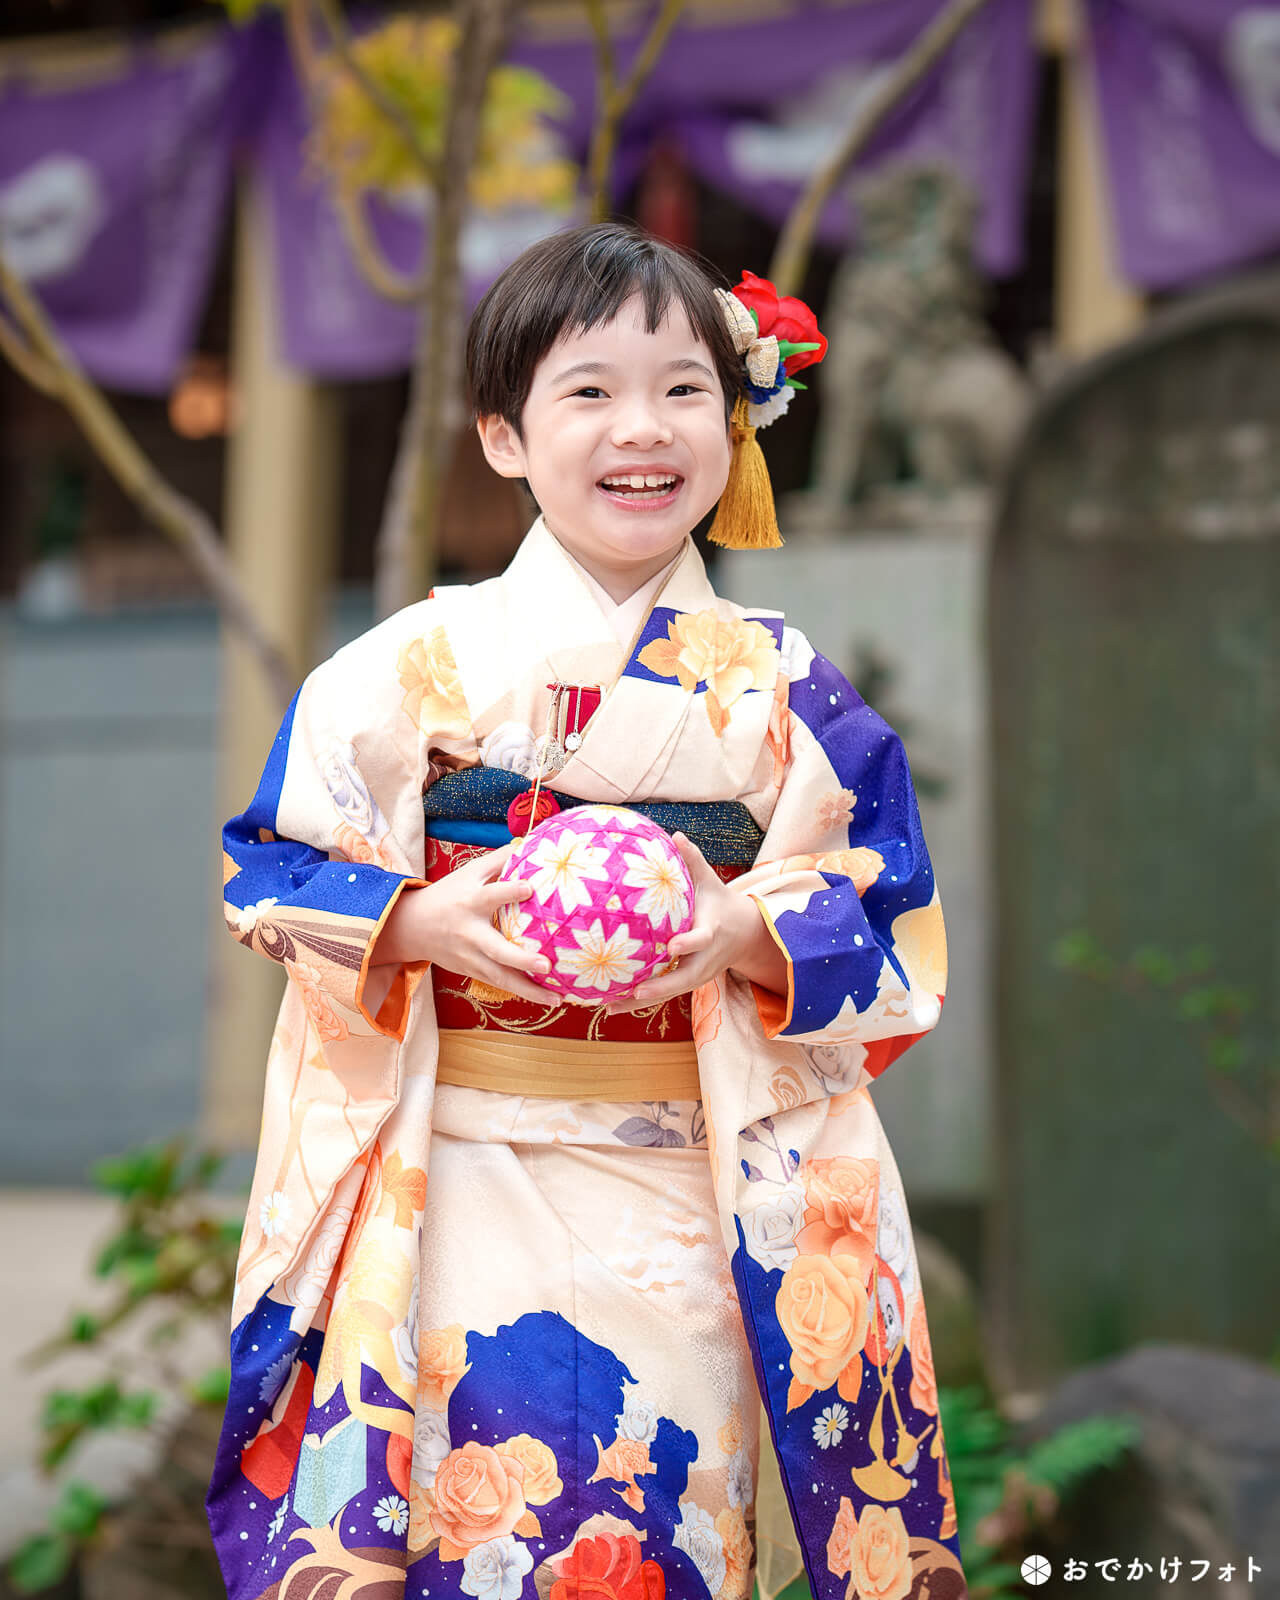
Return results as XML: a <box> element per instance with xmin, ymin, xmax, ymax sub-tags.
<box><xmin>493</xmin><ymin>804</ymin><xmax>695</xmax><ymax>1005</ymax></box>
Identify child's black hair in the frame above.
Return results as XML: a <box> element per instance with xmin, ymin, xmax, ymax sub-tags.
<box><xmin>465</xmin><ymin>221</ymin><xmax>744</xmax><ymax>438</ymax></box>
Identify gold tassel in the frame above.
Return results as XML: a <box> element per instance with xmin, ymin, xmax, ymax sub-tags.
<box><xmin>707</xmin><ymin>395</ymin><xmax>785</xmax><ymax>551</ymax></box>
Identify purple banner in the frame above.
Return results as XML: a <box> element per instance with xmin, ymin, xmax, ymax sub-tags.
<box><xmin>267</xmin><ymin>0</ymin><xmax>1035</xmax><ymax>376</ymax></box>
<box><xmin>1085</xmin><ymin>0</ymin><xmax>1280</xmax><ymax>288</ymax></box>
<box><xmin>0</xmin><ymin>24</ymin><xmax>249</xmax><ymax>393</ymax></box>
<box><xmin>513</xmin><ymin>0</ymin><xmax>1035</xmax><ymax>277</ymax></box>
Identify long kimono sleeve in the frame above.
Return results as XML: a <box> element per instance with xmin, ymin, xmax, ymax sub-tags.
<box><xmin>731</xmin><ymin>629</ymin><xmax>947</xmax><ymax>1080</ymax></box>
<box><xmin>221</xmin><ymin>600</ymin><xmax>468</xmax><ymax>1042</ymax></box>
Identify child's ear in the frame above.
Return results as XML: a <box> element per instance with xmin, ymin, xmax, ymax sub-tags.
<box><xmin>476</xmin><ymin>413</ymin><xmax>527</xmax><ymax>479</ymax></box>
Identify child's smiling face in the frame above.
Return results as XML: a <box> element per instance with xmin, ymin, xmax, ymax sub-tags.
<box><xmin>476</xmin><ymin>293</ymin><xmax>734</xmax><ymax>599</ymax></box>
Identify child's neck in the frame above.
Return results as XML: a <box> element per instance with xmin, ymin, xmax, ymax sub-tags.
<box><xmin>547</xmin><ymin>524</ymin><xmax>687</xmax><ymax>607</ymax></box>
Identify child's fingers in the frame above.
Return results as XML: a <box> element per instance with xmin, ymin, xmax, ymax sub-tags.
<box><xmin>489</xmin><ymin>876</ymin><xmax>535</xmax><ymax>906</ymax></box>
<box><xmin>486</xmin><ymin>933</ymin><xmax>551</xmax><ymax>980</ymax></box>
<box><xmin>473</xmin><ymin>959</ymin><xmax>551</xmax><ymax>1006</ymax></box>
<box><xmin>668</xmin><ymin>927</ymin><xmax>713</xmax><ymax>957</ymax></box>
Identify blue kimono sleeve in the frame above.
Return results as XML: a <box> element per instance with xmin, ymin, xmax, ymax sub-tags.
<box><xmin>221</xmin><ymin>600</ymin><xmax>463</xmax><ymax>1042</ymax></box>
<box><xmin>732</xmin><ymin>633</ymin><xmax>947</xmax><ymax>1080</ymax></box>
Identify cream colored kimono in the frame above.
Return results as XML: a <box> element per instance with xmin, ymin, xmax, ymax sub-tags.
<box><xmin>208</xmin><ymin>514</ymin><xmax>966</xmax><ymax>1600</ymax></box>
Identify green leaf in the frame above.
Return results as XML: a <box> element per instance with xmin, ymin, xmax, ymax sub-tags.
<box><xmin>1132</xmin><ymin>945</ymin><xmax>1177</xmax><ymax>986</ymax></box>
<box><xmin>8</xmin><ymin>1532</ymin><xmax>75</xmax><ymax>1594</ymax></box>
<box><xmin>747</xmin><ymin>306</ymin><xmax>759</xmax><ymax>329</ymax></box>
<box><xmin>775</xmin><ymin>340</ymin><xmax>821</xmax><ymax>358</ymax></box>
<box><xmin>786</xmin><ymin>378</ymin><xmax>807</xmax><ymax>391</ymax></box>
<box><xmin>50</xmin><ymin>1481</ymin><xmax>107</xmax><ymax>1539</ymax></box>
<box><xmin>189</xmin><ymin>1366</ymin><xmax>232</xmax><ymax>1408</ymax></box>
<box><xmin>1208</xmin><ymin>1036</ymin><xmax>1246</xmax><ymax>1073</ymax></box>
<box><xmin>68</xmin><ymin>1312</ymin><xmax>100</xmax><ymax>1345</ymax></box>
<box><xmin>1019</xmin><ymin>1413</ymin><xmax>1140</xmax><ymax>1490</ymax></box>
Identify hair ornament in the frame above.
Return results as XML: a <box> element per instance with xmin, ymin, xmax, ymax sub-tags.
<box><xmin>708</xmin><ymin>271</ymin><xmax>828</xmax><ymax>551</ymax></box>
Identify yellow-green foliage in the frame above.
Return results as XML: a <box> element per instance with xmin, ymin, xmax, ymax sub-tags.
<box><xmin>312</xmin><ymin>17</ymin><xmax>578</xmax><ymax>210</ymax></box>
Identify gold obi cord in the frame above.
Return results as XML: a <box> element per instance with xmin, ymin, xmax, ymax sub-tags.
<box><xmin>434</xmin><ymin>1028</ymin><xmax>702</xmax><ymax>1101</ymax></box>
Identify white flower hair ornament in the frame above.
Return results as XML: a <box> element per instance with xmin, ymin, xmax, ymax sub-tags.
<box><xmin>708</xmin><ymin>270</ymin><xmax>828</xmax><ymax>551</ymax></box>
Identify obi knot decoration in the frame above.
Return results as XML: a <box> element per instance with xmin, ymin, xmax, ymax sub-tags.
<box><xmin>506</xmin><ymin>786</ymin><xmax>561</xmax><ymax>835</ymax></box>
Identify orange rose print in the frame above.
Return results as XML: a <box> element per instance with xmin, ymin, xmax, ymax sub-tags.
<box><xmin>589</xmin><ymin>1433</ymin><xmax>654</xmax><ymax>1511</ymax></box>
<box><xmin>768</xmin><ymin>1064</ymin><xmax>807</xmax><ymax>1111</ymax></box>
<box><xmin>716</xmin><ymin>1505</ymin><xmax>754</xmax><ymax>1599</ymax></box>
<box><xmin>776</xmin><ymin>1253</ymin><xmax>870</xmax><ymax>1401</ymax></box>
<box><xmin>796</xmin><ymin>1157</ymin><xmax>879</xmax><ymax>1271</ymax></box>
<box><xmin>826</xmin><ymin>1494</ymin><xmax>858</xmax><ymax>1579</ymax></box>
<box><xmin>287</xmin><ymin>959</ymin><xmax>349</xmax><ymax>1043</ymax></box>
<box><xmin>399</xmin><ymin>626</ymin><xmax>471</xmax><ymax>739</ymax></box>
<box><xmin>813</xmin><ymin>846</ymin><xmax>886</xmax><ymax>894</ymax></box>
<box><xmin>332</xmin><ymin>821</ymin><xmax>394</xmax><ymax>870</ymax></box>
<box><xmin>407</xmin><ymin>1478</ymin><xmax>437</xmax><ymax>1552</ymax></box>
<box><xmin>851</xmin><ymin>1504</ymin><xmax>913</xmax><ymax>1600</ymax></box>
<box><xmin>637</xmin><ymin>608</ymin><xmax>777</xmax><ymax>737</ymax></box>
<box><xmin>429</xmin><ymin>1440</ymin><xmax>537</xmax><ymax>1557</ymax></box>
<box><xmin>907</xmin><ymin>1300</ymin><xmax>939</xmax><ymax>1416</ymax></box>
<box><xmin>495</xmin><ymin>1432</ymin><xmax>563</xmax><ymax>1504</ymax></box>
<box><xmin>418</xmin><ymin>1323</ymin><xmax>471</xmax><ymax>1411</ymax></box>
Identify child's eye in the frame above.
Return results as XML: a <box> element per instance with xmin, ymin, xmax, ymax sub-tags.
<box><xmin>669</xmin><ymin>385</ymin><xmax>703</xmax><ymax>396</ymax></box>
<box><xmin>572</xmin><ymin>387</ymin><xmax>605</xmax><ymax>398</ymax></box>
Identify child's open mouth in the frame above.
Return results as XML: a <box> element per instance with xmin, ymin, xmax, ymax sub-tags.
<box><xmin>596</xmin><ymin>473</ymin><xmax>683</xmax><ymax>509</ymax></box>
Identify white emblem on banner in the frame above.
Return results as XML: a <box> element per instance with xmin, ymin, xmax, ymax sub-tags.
<box><xmin>0</xmin><ymin>155</ymin><xmax>104</xmax><ymax>282</ymax></box>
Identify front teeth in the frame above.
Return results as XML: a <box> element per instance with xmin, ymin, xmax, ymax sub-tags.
<box><xmin>601</xmin><ymin>474</ymin><xmax>678</xmax><ymax>489</ymax></box>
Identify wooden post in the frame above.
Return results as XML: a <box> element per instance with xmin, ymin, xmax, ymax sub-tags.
<box><xmin>1045</xmin><ymin>0</ymin><xmax>1145</xmax><ymax>358</ymax></box>
<box><xmin>203</xmin><ymin>175</ymin><xmax>341</xmax><ymax>1151</ymax></box>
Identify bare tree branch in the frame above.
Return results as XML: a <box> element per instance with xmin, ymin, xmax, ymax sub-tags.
<box><xmin>768</xmin><ymin>0</ymin><xmax>997</xmax><ymax>297</ymax></box>
<box><xmin>0</xmin><ymin>253</ymin><xmax>294</xmax><ymax>708</ymax></box>
<box><xmin>332</xmin><ymin>183</ymin><xmax>435</xmax><ymax>303</ymax></box>
<box><xmin>585</xmin><ymin>0</ymin><xmax>687</xmax><ymax>222</ymax></box>
<box><xmin>374</xmin><ymin>0</ymin><xmax>518</xmax><ymax>617</ymax></box>
<box><xmin>0</xmin><ymin>308</ymin><xmax>60</xmax><ymax>394</ymax></box>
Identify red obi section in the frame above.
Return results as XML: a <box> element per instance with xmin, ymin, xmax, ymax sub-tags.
<box><xmin>423</xmin><ymin>835</ymin><xmax>748</xmax><ymax>1041</ymax></box>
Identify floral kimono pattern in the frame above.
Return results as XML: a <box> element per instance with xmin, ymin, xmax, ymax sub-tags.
<box><xmin>208</xmin><ymin>514</ymin><xmax>965</xmax><ymax>1600</ymax></box>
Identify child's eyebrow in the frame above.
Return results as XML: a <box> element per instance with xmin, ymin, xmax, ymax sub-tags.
<box><xmin>550</xmin><ymin>358</ymin><xmax>716</xmax><ymax>384</ymax></box>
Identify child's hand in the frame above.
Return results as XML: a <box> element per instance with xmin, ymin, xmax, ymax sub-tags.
<box><xmin>603</xmin><ymin>833</ymin><xmax>761</xmax><ymax>1015</ymax></box>
<box><xmin>375</xmin><ymin>838</ymin><xmax>553</xmax><ymax>1005</ymax></box>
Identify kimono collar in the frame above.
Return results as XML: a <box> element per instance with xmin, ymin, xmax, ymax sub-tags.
<box><xmin>553</xmin><ymin>533</ymin><xmax>685</xmax><ymax>648</ymax></box>
<box><xmin>500</xmin><ymin>513</ymin><xmax>719</xmax><ymax>682</ymax></box>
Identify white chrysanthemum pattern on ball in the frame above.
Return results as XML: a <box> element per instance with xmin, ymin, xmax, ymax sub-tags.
<box><xmin>495</xmin><ymin>805</ymin><xmax>695</xmax><ymax>1005</ymax></box>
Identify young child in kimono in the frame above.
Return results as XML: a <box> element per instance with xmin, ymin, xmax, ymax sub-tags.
<box><xmin>209</xmin><ymin>221</ymin><xmax>965</xmax><ymax>1600</ymax></box>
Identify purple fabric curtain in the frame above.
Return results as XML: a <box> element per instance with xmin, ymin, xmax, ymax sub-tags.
<box><xmin>1085</xmin><ymin>0</ymin><xmax>1280</xmax><ymax>288</ymax></box>
<box><xmin>0</xmin><ymin>23</ymin><xmax>253</xmax><ymax>393</ymax></box>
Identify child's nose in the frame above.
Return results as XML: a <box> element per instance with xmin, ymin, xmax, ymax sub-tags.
<box><xmin>611</xmin><ymin>401</ymin><xmax>673</xmax><ymax>447</ymax></box>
